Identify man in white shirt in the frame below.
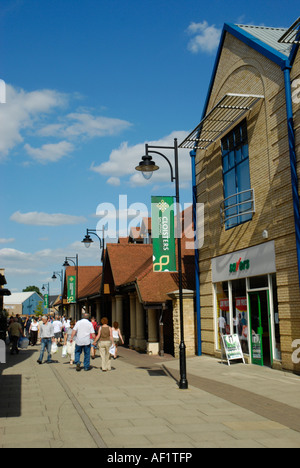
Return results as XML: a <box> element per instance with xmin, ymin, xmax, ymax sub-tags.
<box><xmin>53</xmin><ymin>316</ymin><xmax>63</xmax><ymax>345</ymax></box>
<box><xmin>70</xmin><ymin>314</ymin><xmax>95</xmax><ymax>372</ymax></box>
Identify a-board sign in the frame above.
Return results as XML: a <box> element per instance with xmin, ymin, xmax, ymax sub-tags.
<box><xmin>222</xmin><ymin>334</ymin><xmax>245</xmax><ymax>366</ymax></box>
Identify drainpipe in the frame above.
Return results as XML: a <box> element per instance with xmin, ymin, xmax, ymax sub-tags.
<box><xmin>190</xmin><ymin>150</ymin><xmax>202</xmax><ymax>356</ymax></box>
<box><xmin>283</xmin><ymin>65</ymin><xmax>300</xmax><ymax>288</ymax></box>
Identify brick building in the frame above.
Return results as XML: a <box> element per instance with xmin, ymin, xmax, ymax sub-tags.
<box><xmin>180</xmin><ymin>20</ymin><xmax>300</xmax><ymax>371</ymax></box>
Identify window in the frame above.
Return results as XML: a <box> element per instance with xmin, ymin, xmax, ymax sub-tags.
<box><xmin>221</xmin><ymin>120</ymin><xmax>253</xmax><ymax>229</ymax></box>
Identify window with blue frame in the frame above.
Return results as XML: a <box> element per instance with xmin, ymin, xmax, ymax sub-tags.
<box><xmin>221</xmin><ymin>120</ymin><xmax>253</xmax><ymax>230</ymax></box>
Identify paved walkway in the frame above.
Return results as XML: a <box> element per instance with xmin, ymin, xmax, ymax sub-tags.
<box><xmin>1</xmin><ymin>344</ymin><xmax>300</xmax><ymax>448</ymax></box>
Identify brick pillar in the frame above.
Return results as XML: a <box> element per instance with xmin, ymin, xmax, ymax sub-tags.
<box><xmin>168</xmin><ymin>290</ymin><xmax>195</xmax><ymax>358</ymax></box>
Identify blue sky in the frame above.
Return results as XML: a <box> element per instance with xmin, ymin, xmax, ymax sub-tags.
<box><xmin>0</xmin><ymin>0</ymin><xmax>298</xmax><ymax>295</ymax></box>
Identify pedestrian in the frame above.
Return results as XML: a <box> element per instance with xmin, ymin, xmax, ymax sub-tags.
<box><xmin>70</xmin><ymin>314</ymin><xmax>95</xmax><ymax>372</ymax></box>
<box><xmin>64</xmin><ymin>320</ymin><xmax>76</xmax><ymax>365</ymax></box>
<box><xmin>29</xmin><ymin>317</ymin><xmax>39</xmax><ymax>346</ymax></box>
<box><xmin>93</xmin><ymin>317</ymin><xmax>114</xmax><ymax>372</ymax></box>
<box><xmin>37</xmin><ymin>316</ymin><xmax>55</xmax><ymax>364</ymax></box>
<box><xmin>24</xmin><ymin>316</ymin><xmax>32</xmax><ymax>340</ymax></box>
<box><xmin>91</xmin><ymin>317</ymin><xmax>99</xmax><ymax>360</ymax></box>
<box><xmin>112</xmin><ymin>321</ymin><xmax>124</xmax><ymax>359</ymax></box>
<box><xmin>53</xmin><ymin>316</ymin><xmax>63</xmax><ymax>345</ymax></box>
<box><xmin>8</xmin><ymin>317</ymin><xmax>24</xmax><ymax>355</ymax></box>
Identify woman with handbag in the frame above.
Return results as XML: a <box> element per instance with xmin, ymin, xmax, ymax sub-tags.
<box><xmin>63</xmin><ymin>320</ymin><xmax>76</xmax><ymax>365</ymax></box>
<box><xmin>29</xmin><ymin>317</ymin><xmax>39</xmax><ymax>346</ymax></box>
<box><xmin>112</xmin><ymin>321</ymin><xmax>124</xmax><ymax>359</ymax></box>
<box><xmin>93</xmin><ymin>317</ymin><xmax>114</xmax><ymax>372</ymax></box>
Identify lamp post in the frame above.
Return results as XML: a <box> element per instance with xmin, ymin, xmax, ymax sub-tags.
<box><xmin>52</xmin><ymin>270</ymin><xmax>64</xmax><ymax>315</ymax></box>
<box><xmin>135</xmin><ymin>137</ymin><xmax>188</xmax><ymax>390</ymax></box>
<box><xmin>63</xmin><ymin>255</ymin><xmax>79</xmax><ymax>320</ymax></box>
<box><xmin>81</xmin><ymin>226</ymin><xmax>105</xmax><ymax>251</ymax></box>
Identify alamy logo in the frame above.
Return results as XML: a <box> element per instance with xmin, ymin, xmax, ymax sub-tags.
<box><xmin>292</xmin><ymin>79</ymin><xmax>300</xmax><ymax>105</ymax></box>
<box><xmin>292</xmin><ymin>339</ymin><xmax>300</xmax><ymax>364</ymax></box>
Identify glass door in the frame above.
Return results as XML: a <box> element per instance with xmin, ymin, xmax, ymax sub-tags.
<box><xmin>248</xmin><ymin>291</ymin><xmax>272</xmax><ymax>366</ymax></box>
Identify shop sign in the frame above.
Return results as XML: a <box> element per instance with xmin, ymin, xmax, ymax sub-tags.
<box><xmin>229</xmin><ymin>258</ymin><xmax>250</xmax><ymax>274</ymax></box>
<box><xmin>151</xmin><ymin>196</ymin><xmax>176</xmax><ymax>272</ymax></box>
<box><xmin>67</xmin><ymin>275</ymin><xmax>76</xmax><ymax>303</ymax></box>
<box><xmin>212</xmin><ymin>241</ymin><xmax>276</xmax><ymax>283</ymax></box>
<box><xmin>222</xmin><ymin>334</ymin><xmax>245</xmax><ymax>366</ymax></box>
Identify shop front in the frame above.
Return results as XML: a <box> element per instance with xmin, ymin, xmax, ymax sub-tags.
<box><xmin>212</xmin><ymin>241</ymin><xmax>281</xmax><ymax>367</ymax></box>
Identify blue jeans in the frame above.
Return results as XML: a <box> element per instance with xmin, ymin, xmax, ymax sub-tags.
<box><xmin>39</xmin><ymin>338</ymin><xmax>52</xmax><ymax>362</ymax></box>
<box><xmin>75</xmin><ymin>344</ymin><xmax>91</xmax><ymax>370</ymax></box>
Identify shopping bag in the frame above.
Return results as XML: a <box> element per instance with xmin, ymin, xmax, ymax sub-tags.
<box><xmin>18</xmin><ymin>337</ymin><xmax>29</xmax><ymax>349</ymax></box>
<box><xmin>62</xmin><ymin>345</ymin><xmax>67</xmax><ymax>358</ymax></box>
<box><xmin>109</xmin><ymin>345</ymin><xmax>116</xmax><ymax>356</ymax></box>
<box><xmin>51</xmin><ymin>342</ymin><xmax>58</xmax><ymax>354</ymax></box>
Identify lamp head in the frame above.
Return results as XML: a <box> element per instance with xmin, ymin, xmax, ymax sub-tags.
<box><xmin>135</xmin><ymin>155</ymin><xmax>159</xmax><ymax>180</ymax></box>
<box><xmin>82</xmin><ymin>234</ymin><xmax>94</xmax><ymax>248</ymax></box>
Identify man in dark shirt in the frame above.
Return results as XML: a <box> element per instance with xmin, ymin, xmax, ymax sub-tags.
<box><xmin>8</xmin><ymin>318</ymin><xmax>24</xmax><ymax>355</ymax></box>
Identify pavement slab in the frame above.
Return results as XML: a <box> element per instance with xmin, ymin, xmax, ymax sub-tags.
<box><xmin>1</xmin><ymin>345</ymin><xmax>300</xmax><ymax>448</ymax></box>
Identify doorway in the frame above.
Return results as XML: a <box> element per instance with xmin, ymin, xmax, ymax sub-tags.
<box><xmin>248</xmin><ymin>291</ymin><xmax>272</xmax><ymax>366</ymax></box>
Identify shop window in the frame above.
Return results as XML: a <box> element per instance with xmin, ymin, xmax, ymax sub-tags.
<box><xmin>215</xmin><ymin>282</ymin><xmax>230</xmax><ymax>350</ymax></box>
<box><xmin>249</xmin><ymin>275</ymin><xmax>269</xmax><ymax>289</ymax></box>
<box><xmin>232</xmin><ymin>279</ymin><xmax>249</xmax><ymax>355</ymax></box>
<box><xmin>215</xmin><ymin>279</ymin><xmax>249</xmax><ymax>354</ymax></box>
<box><xmin>221</xmin><ymin>120</ymin><xmax>253</xmax><ymax>230</ymax></box>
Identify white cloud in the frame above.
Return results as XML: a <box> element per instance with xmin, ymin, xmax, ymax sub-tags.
<box><xmin>37</xmin><ymin>112</ymin><xmax>132</xmax><ymax>139</ymax></box>
<box><xmin>90</xmin><ymin>131</ymin><xmax>192</xmax><ymax>187</ymax></box>
<box><xmin>10</xmin><ymin>211</ymin><xmax>87</xmax><ymax>226</ymax></box>
<box><xmin>0</xmin><ymin>84</ymin><xmax>133</xmax><ymax>163</ymax></box>
<box><xmin>0</xmin><ymin>84</ymin><xmax>67</xmax><ymax>160</ymax></box>
<box><xmin>0</xmin><ymin>238</ymin><xmax>15</xmax><ymax>244</ymax></box>
<box><xmin>107</xmin><ymin>177</ymin><xmax>121</xmax><ymax>186</ymax></box>
<box><xmin>187</xmin><ymin>21</ymin><xmax>221</xmax><ymax>54</ymax></box>
<box><xmin>24</xmin><ymin>141</ymin><xmax>74</xmax><ymax>163</ymax></box>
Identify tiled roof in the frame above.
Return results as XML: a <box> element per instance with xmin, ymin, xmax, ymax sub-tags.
<box><xmin>63</xmin><ymin>266</ymin><xmax>102</xmax><ymax>300</ymax></box>
<box><xmin>78</xmin><ymin>272</ymin><xmax>102</xmax><ymax>299</ymax></box>
<box><xmin>104</xmin><ymin>210</ymin><xmax>195</xmax><ymax>304</ymax></box>
<box><xmin>105</xmin><ymin>244</ymin><xmax>153</xmax><ymax>287</ymax></box>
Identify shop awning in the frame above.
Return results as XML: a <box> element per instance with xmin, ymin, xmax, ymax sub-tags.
<box><xmin>278</xmin><ymin>17</ymin><xmax>300</xmax><ymax>44</ymax></box>
<box><xmin>179</xmin><ymin>93</ymin><xmax>264</xmax><ymax>151</ymax></box>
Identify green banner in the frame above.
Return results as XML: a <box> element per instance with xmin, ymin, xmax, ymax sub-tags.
<box><xmin>44</xmin><ymin>294</ymin><xmax>49</xmax><ymax>308</ymax></box>
<box><xmin>151</xmin><ymin>196</ymin><xmax>176</xmax><ymax>272</ymax></box>
<box><xmin>67</xmin><ymin>275</ymin><xmax>76</xmax><ymax>303</ymax></box>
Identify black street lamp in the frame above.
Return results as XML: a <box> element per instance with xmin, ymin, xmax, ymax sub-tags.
<box><xmin>135</xmin><ymin>137</ymin><xmax>188</xmax><ymax>390</ymax></box>
<box><xmin>52</xmin><ymin>270</ymin><xmax>64</xmax><ymax>314</ymax></box>
<box><xmin>81</xmin><ymin>227</ymin><xmax>105</xmax><ymax>250</ymax></box>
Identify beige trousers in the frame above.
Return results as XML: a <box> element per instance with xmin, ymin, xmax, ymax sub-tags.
<box><xmin>99</xmin><ymin>341</ymin><xmax>111</xmax><ymax>371</ymax></box>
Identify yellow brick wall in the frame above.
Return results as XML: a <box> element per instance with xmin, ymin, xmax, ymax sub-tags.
<box><xmin>196</xmin><ymin>34</ymin><xmax>300</xmax><ymax>372</ymax></box>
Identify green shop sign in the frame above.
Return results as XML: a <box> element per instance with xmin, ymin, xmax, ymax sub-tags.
<box><xmin>67</xmin><ymin>275</ymin><xmax>76</xmax><ymax>303</ymax></box>
<box><xmin>229</xmin><ymin>258</ymin><xmax>250</xmax><ymax>274</ymax></box>
<box><xmin>151</xmin><ymin>196</ymin><xmax>176</xmax><ymax>272</ymax></box>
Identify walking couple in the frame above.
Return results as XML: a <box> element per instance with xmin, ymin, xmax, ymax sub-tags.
<box><xmin>71</xmin><ymin>315</ymin><xmax>123</xmax><ymax>372</ymax></box>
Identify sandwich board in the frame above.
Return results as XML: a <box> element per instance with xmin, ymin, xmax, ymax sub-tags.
<box><xmin>221</xmin><ymin>334</ymin><xmax>245</xmax><ymax>366</ymax></box>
